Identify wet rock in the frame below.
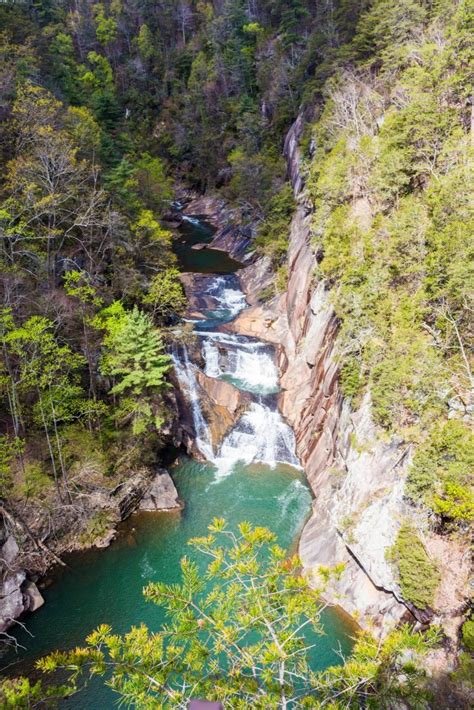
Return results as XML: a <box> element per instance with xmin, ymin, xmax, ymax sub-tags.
<box><xmin>22</xmin><ymin>580</ymin><xmax>44</xmax><ymax>612</ymax></box>
<box><xmin>195</xmin><ymin>370</ymin><xmax>251</xmax><ymax>448</ymax></box>
<box><xmin>180</xmin><ymin>273</ymin><xmax>223</xmax><ymax>315</ymax></box>
<box><xmin>237</xmin><ymin>255</ymin><xmax>273</xmax><ymax>305</ymax></box>
<box><xmin>139</xmin><ymin>471</ymin><xmax>182</xmax><ymax>511</ymax></box>
<box><xmin>209</xmin><ymin>223</ymin><xmax>253</xmax><ymax>263</ymax></box>
<box><xmin>180</xmin><ymin>194</ymin><xmax>226</xmax><ymax>226</ymax></box>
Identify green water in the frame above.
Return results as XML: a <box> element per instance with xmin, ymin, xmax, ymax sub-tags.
<box><xmin>1</xmin><ymin>215</ymin><xmax>356</xmax><ymax>707</ymax></box>
<box><xmin>173</xmin><ymin>216</ymin><xmax>243</xmax><ymax>273</ymax></box>
<box><xmin>2</xmin><ymin>460</ymin><xmax>353</xmax><ymax>707</ymax></box>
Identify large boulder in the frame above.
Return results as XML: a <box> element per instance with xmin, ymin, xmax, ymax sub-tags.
<box><xmin>0</xmin><ymin>570</ymin><xmax>27</xmax><ymax>632</ymax></box>
<box><xmin>139</xmin><ymin>471</ymin><xmax>182</xmax><ymax>511</ymax></box>
<box><xmin>22</xmin><ymin>580</ymin><xmax>44</xmax><ymax>613</ymax></box>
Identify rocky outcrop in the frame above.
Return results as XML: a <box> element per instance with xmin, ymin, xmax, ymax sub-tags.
<box><xmin>232</xmin><ymin>116</ymin><xmax>412</xmax><ymax>634</ymax></box>
<box><xmin>179</xmin><ymin>193</ymin><xmax>254</xmax><ymax>264</ymax></box>
<box><xmin>0</xmin><ymin>465</ymin><xmax>181</xmax><ymax>632</ymax></box>
<box><xmin>195</xmin><ymin>370</ymin><xmax>251</xmax><ymax>449</ymax></box>
<box><xmin>178</xmin><ymin>193</ymin><xmax>227</xmax><ymax>227</ymax></box>
<box><xmin>0</xmin><ymin>535</ymin><xmax>44</xmax><ymax>633</ymax></box>
<box><xmin>138</xmin><ymin>470</ymin><xmax>182</xmax><ymax>511</ymax></box>
<box><xmin>209</xmin><ymin>223</ymin><xmax>253</xmax><ymax>263</ymax></box>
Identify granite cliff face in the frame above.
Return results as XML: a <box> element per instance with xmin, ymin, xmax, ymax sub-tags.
<box><xmin>173</xmin><ymin>118</ymin><xmax>469</xmax><ymax>644</ymax></box>
<box><xmin>232</xmin><ymin>117</ymin><xmax>412</xmax><ymax>633</ymax></box>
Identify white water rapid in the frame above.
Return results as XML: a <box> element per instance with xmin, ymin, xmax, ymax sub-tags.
<box><xmin>172</xmin><ymin>271</ymin><xmax>300</xmax><ymax>477</ymax></box>
<box><xmin>201</xmin><ymin>332</ymin><xmax>279</xmax><ymax>394</ymax></box>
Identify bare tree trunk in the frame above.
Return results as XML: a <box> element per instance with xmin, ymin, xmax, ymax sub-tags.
<box><xmin>37</xmin><ymin>393</ymin><xmax>63</xmax><ymax>503</ymax></box>
<box><xmin>48</xmin><ymin>389</ymin><xmax>72</xmax><ymax>504</ymax></box>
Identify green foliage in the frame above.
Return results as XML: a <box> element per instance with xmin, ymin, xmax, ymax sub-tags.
<box><xmin>60</xmin><ymin>424</ymin><xmax>109</xmax><ymax>479</ymax></box>
<box><xmin>92</xmin><ymin>3</ymin><xmax>118</xmax><ymax>46</ymax></box>
<box><xmin>316</xmin><ymin>624</ymin><xmax>441</xmax><ymax>709</ymax></box>
<box><xmin>136</xmin><ymin>24</ymin><xmax>155</xmax><ymax>61</ymax></box>
<box><xmin>64</xmin><ymin>106</ymin><xmax>102</xmax><ymax>156</ymax></box>
<box><xmin>461</xmin><ymin>618</ymin><xmax>474</xmax><ymax>653</ymax></box>
<box><xmin>407</xmin><ymin>420</ymin><xmax>474</xmax><ymax>527</ymax></box>
<box><xmin>133</xmin><ymin>153</ymin><xmax>173</xmax><ymax>211</ymax></box>
<box><xmin>354</xmin><ymin>0</ymin><xmax>427</xmax><ymax>62</ymax></box>
<box><xmin>255</xmin><ymin>183</ymin><xmax>295</xmax><ymax>264</ymax></box>
<box><xmin>63</xmin><ymin>270</ymin><xmax>102</xmax><ymax>307</ymax></box>
<box><xmin>390</xmin><ymin>525</ymin><xmax>440</xmax><ymax>609</ymax></box>
<box><xmin>79</xmin><ymin>52</ymin><xmax>119</xmax><ymax>128</ymax></box>
<box><xmin>452</xmin><ymin>651</ymin><xmax>474</xmax><ymax>689</ymax></box>
<box><xmin>32</xmin><ymin>520</ymin><xmax>438</xmax><ymax>708</ymax></box>
<box><xmin>20</xmin><ymin>461</ymin><xmax>53</xmax><ymax>500</ymax></box>
<box><xmin>79</xmin><ymin>510</ymin><xmax>115</xmax><ymax>546</ymax></box>
<box><xmin>340</xmin><ymin>356</ymin><xmax>364</xmax><ymax>400</ymax></box>
<box><xmin>0</xmin><ymin>435</ymin><xmax>24</xmax><ymax>497</ymax></box>
<box><xmin>131</xmin><ymin>210</ymin><xmax>174</xmax><ymax>263</ymax></box>
<box><xmin>142</xmin><ymin>268</ymin><xmax>187</xmax><ymax>322</ymax></box>
<box><xmin>95</xmin><ymin>303</ymin><xmax>171</xmax><ymax>398</ymax></box>
<box><xmin>226</xmin><ymin>147</ymin><xmax>286</xmax><ymax>212</ymax></box>
<box><xmin>0</xmin><ymin>675</ymin><xmax>71</xmax><ymax>709</ymax></box>
<box><xmin>304</xmin><ymin>0</ymin><xmax>473</xmax><ymax>482</ymax></box>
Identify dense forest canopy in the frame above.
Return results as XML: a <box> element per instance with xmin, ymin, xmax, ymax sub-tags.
<box><xmin>0</xmin><ymin>0</ymin><xmax>473</xmax><ymax>707</ymax></box>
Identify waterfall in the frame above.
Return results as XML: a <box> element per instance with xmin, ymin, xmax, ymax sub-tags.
<box><xmin>214</xmin><ymin>401</ymin><xmax>300</xmax><ymax>477</ymax></box>
<box><xmin>173</xmin><ymin>342</ymin><xmax>299</xmax><ymax>477</ymax></box>
<box><xmin>200</xmin><ymin>332</ymin><xmax>279</xmax><ymax>394</ymax></box>
<box><xmin>181</xmin><ymin>215</ymin><xmax>203</xmax><ymax>226</ymax></box>
<box><xmin>204</xmin><ymin>276</ymin><xmax>247</xmax><ymax>320</ymax></box>
<box><xmin>171</xmin><ymin>346</ymin><xmax>214</xmax><ymax>461</ymax></box>
<box><xmin>202</xmin><ymin>338</ymin><xmax>221</xmax><ymax>378</ymax></box>
<box><xmin>172</xmin><ymin>248</ymin><xmax>300</xmax><ymax>479</ymax></box>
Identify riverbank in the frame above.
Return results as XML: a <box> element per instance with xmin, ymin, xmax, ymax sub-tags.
<box><xmin>2</xmin><ymin>206</ymin><xmax>356</xmax><ymax>708</ymax></box>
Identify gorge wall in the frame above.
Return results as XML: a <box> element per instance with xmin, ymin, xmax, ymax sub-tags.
<box><xmin>232</xmin><ymin>117</ymin><xmax>418</xmax><ymax>634</ymax></box>
<box><xmin>177</xmin><ymin>115</ymin><xmax>469</xmax><ymax>649</ymax></box>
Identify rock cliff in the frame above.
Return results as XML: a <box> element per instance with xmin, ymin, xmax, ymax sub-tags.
<box><xmin>232</xmin><ymin>117</ymin><xmax>413</xmax><ymax>634</ymax></box>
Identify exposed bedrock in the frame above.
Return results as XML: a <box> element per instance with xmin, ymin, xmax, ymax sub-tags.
<box><xmin>195</xmin><ymin>370</ymin><xmax>252</xmax><ymax>450</ymax></box>
<box><xmin>179</xmin><ymin>193</ymin><xmax>253</xmax><ymax>263</ymax></box>
<box><xmin>231</xmin><ymin>117</ymin><xmax>412</xmax><ymax>634</ymax></box>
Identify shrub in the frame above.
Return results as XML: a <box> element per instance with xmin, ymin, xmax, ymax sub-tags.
<box><xmin>21</xmin><ymin>461</ymin><xmax>53</xmax><ymax>499</ymax></box>
<box><xmin>79</xmin><ymin>510</ymin><xmax>115</xmax><ymax>546</ymax></box>
<box><xmin>391</xmin><ymin>525</ymin><xmax>440</xmax><ymax>609</ymax></box>
<box><xmin>461</xmin><ymin>618</ymin><xmax>474</xmax><ymax>653</ymax></box>
<box><xmin>407</xmin><ymin>420</ymin><xmax>474</xmax><ymax>526</ymax></box>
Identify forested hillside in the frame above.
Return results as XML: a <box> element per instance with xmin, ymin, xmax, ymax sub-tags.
<box><xmin>0</xmin><ymin>0</ymin><xmax>363</xmax><ymax>572</ymax></box>
<box><xmin>304</xmin><ymin>0</ymin><xmax>473</xmax><ymax>589</ymax></box>
<box><xmin>0</xmin><ymin>0</ymin><xmax>473</xmax><ymax>707</ymax></box>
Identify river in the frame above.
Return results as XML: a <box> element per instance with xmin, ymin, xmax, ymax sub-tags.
<box><xmin>1</xmin><ymin>214</ymin><xmax>354</xmax><ymax>708</ymax></box>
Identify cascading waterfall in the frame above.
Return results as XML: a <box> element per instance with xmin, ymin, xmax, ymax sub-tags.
<box><xmin>203</xmin><ymin>276</ymin><xmax>248</xmax><ymax>320</ymax></box>
<box><xmin>200</xmin><ymin>332</ymin><xmax>279</xmax><ymax>394</ymax></box>
<box><xmin>214</xmin><ymin>401</ymin><xmax>300</xmax><ymax>477</ymax></box>
<box><xmin>171</xmin><ymin>346</ymin><xmax>214</xmax><ymax>461</ymax></box>
<box><xmin>172</xmin><ymin>245</ymin><xmax>301</xmax><ymax>478</ymax></box>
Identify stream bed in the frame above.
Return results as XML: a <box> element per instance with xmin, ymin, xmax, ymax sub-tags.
<box><xmin>1</xmin><ymin>215</ymin><xmax>355</xmax><ymax>708</ymax></box>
